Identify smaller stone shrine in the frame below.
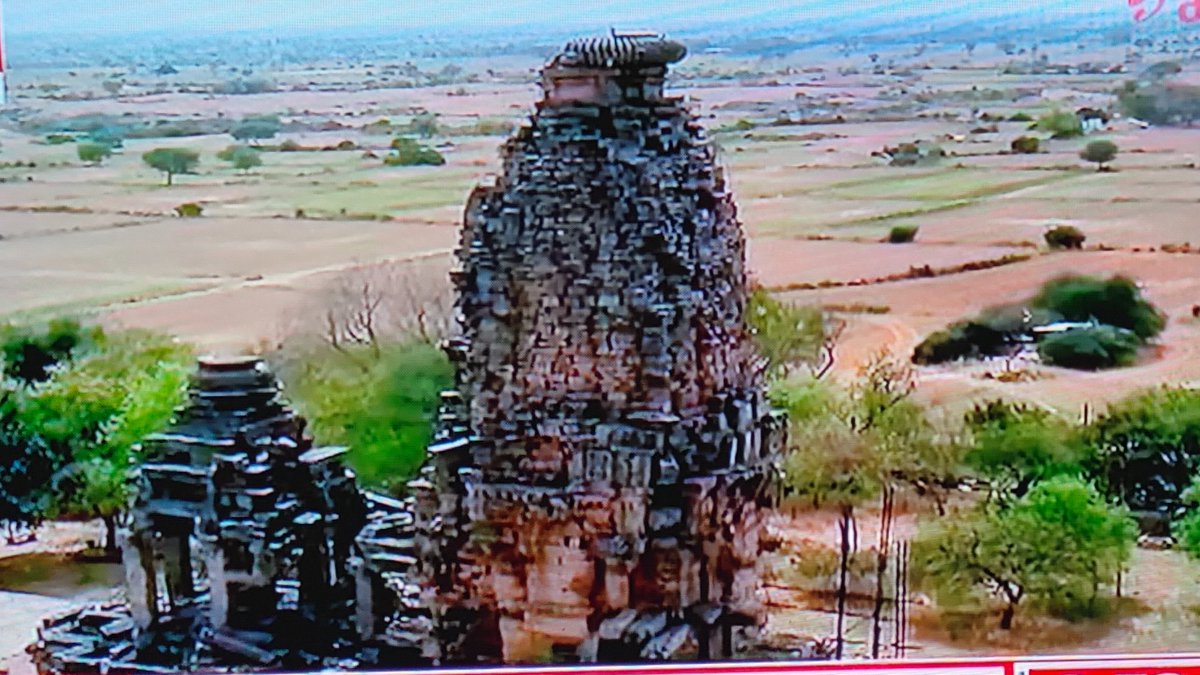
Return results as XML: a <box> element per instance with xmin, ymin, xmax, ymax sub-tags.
<box><xmin>31</xmin><ymin>357</ymin><xmax>428</xmax><ymax>674</ymax></box>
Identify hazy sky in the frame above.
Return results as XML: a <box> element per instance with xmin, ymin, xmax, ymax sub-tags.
<box><xmin>5</xmin><ymin>0</ymin><xmax>1103</xmax><ymax>38</ymax></box>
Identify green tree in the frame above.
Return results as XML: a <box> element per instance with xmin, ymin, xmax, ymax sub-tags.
<box><xmin>965</xmin><ymin>401</ymin><xmax>1087</xmax><ymax>502</ymax></box>
<box><xmin>747</xmin><ymin>288</ymin><xmax>824</xmax><ymax>378</ymax></box>
<box><xmin>17</xmin><ymin>330</ymin><xmax>192</xmax><ymax>553</ymax></box>
<box><xmin>1039</xmin><ymin>325</ymin><xmax>1141</xmax><ymax>370</ymax></box>
<box><xmin>1035</xmin><ymin>109</ymin><xmax>1083</xmax><ymax>139</ymax></box>
<box><xmin>217</xmin><ymin>145</ymin><xmax>262</xmax><ymax>173</ymax></box>
<box><xmin>1086</xmin><ymin>386</ymin><xmax>1200</xmax><ymax>514</ymax></box>
<box><xmin>386</xmin><ymin>137</ymin><xmax>446</xmax><ymax>166</ymax></box>
<box><xmin>1080</xmin><ymin>140</ymin><xmax>1118</xmax><ymax>171</ymax></box>
<box><xmin>1031</xmin><ymin>275</ymin><xmax>1165</xmax><ymax>340</ymax></box>
<box><xmin>0</xmin><ymin>392</ymin><xmax>57</xmax><ymax>531</ymax></box>
<box><xmin>277</xmin><ymin>340</ymin><xmax>453</xmax><ymax>489</ymax></box>
<box><xmin>77</xmin><ymin>142</ymin><xmax>113</xmax><ymax>166</ymax></box>
<box><xmin>1</xmin><ymin>318</ymin><xmax>104</xmax><ymax>385</ymax></box>
<box><xmin>1173</xmin><ymin>474</ymin><xmax>1200</xmax><ymax>558</ymax></box>
<box><xmin>230</xmin><ymin>116</ymin><xmax>281</xmax><ymax>145</ymax></box>
<box><xmin>48</xmin><ymin>457</ymin><xmax>128</xmax><ymax>554</ymax></box>
<box><xmin>1044</xmin><ymin>224</ymin><xmax>1086</xmax><ymax>250</ymax></box>
<box><xmin>914</xmin><ymin>476</ymin><xmax>1135</xmax><ymax>630</ymax></box>
<box><xmin>142</xmin><ymin>148</ymin><xmax>200</xmax><ymax>186</ymax></box>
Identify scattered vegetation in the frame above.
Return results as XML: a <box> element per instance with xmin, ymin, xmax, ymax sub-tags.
<box><xmin>913</xmin><ymin>275</ymin><xmax>1164</xmax><ymax>369</ymax></box>
<box><xmin>385</xmin><ymin>137</ymin><xmax>446</xmax><ymax>166</ymax></box>
<box><xmin>217</xmin><ymin>144</ymin><xmax>263</xmax><ymax>173</ymax></box>
<box><xmin>747</xmin><ymin>288</ymin><xmax>825</xmax><ymax>378</ymax></box>
<box><xmin>1044</xmin><ymin>224</ymin><xmax>1086</xmax><ymax>250</ymax></box>
<box><xmin>174</xmin><ymin>202</ymin><xmax>204</xmax><ymax>218</ymax></box>
<box><xmin>76</xmin><ymin>142</ymin><xmax>113</xmax><ymax>166</ymax></box>
<box><xmin>1034</xmin><ymin>109</ymin><xmax>1084</xmax><ymax>139</ymax></box>
<box><xmin>1010</xmin><ymin>135</ymin><xmax>1040</xmax><ymax>154</ymax></box>
<box><xmin>887</xmin><ymin>225</ymin><xmax>919</xmax><ymax>243</ymax></box>
<box><xmin>230</xmin><ymin>115</ymin><xmax>282</xmax><ymax>145</ymax></box>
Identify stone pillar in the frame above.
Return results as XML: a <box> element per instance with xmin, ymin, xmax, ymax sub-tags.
<box><xmin>351</xmin><ymin>557</ymin><xmax>375</xmax><ymax>641</ymax></box>
<box><xmin>208</xmin><ymin>548</ymin><xmax>229</xmax><ymax>630</ymax></box>
<box><xmin>121</xmin><ymin>530</ymin><xmax>158</xmax><ymax>630</ymax></box>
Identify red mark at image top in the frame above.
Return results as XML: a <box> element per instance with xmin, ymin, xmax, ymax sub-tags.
<box><xmin>1129</xmin><ymin>0</ymin><xmax>1200</xmax><ymax>22</ymax></box>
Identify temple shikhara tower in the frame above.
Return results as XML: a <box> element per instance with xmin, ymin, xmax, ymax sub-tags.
<box><xmin>30</xmin><ymin>33</ymin><xmax>784</xmax><ymax>673</ymax></box>
<box><xmin>411</xmin><ymin>32</ymin><xmax>785</xmax><ymax>662</ymax></box>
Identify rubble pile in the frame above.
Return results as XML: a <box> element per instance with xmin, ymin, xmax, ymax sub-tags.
<box><xmin>32</xmin><ymin>358</ymin><xmax>421</xmax><ymax>673</ymax></box>
<box><xmin>30</xmin><ymin>32</ymin><xmax>785</xmax><ymax>672</ymax></box>
<box><xmin>410</xmin><ymin>32</ymin><xmax>786</xmax><ymax>663</ymax></box>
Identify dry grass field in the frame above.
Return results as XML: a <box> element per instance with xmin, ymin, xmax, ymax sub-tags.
<box><xmin>4</xmin><ymin>57</ymin><xmax>1200</xmax><ymax>415</ymax></box>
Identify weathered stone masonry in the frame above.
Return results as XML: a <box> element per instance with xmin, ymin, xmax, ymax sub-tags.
<box><xmin>410</xmin><ymin>33</ymin><xmax>786</xmax><ymax>663</ymax></box>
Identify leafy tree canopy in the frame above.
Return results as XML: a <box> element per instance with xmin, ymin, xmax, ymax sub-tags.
<box><xmin>913</xmin><ymin>476</ymin><xmax>1135</xmax><ymax>630</ymax></box>
<box><xmin>1031</xmin><ymin>275</ymin><xmax>1165</xmax><ymax>340</ymax></box>
<box><xmin>142</xmin><ymin>147</ymin><xmax>200</xmax><ymax>186</ymax></box>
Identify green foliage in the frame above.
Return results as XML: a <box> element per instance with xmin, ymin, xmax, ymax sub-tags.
<box><xmin>1173</xmin><ymin>475</ymin><xmax>1200</xmax><ymax>558</ymax></box>
<box><xmin>913</xmin><ymin>476</ymin><xmax>1135</xmax><ymax>629</ymax></box>
<box><xmin>733</xmin><ymin>118</ymin><xmax>756</xmax><ymax>131</ymax></box>
<box><xmin>0</xmin><ymin>393</ymin><xmax>56</xmax><ymax>525</ymax></box>
<box><xmin>76</xmin><ymin>142</ymin><xmax>113</xmax><ymax>165</ymax></box>
<box><xmin>912</xmin><ymin>305</ymin><xmax>1039</xmax><ymax>365</ymax></box>
<box><xmin>385</xmin><ymin>137</ymin><xmax>446</xmax><ymax>166</ymax></box>
<box><xmin>1035</xmin><ymin>109</ymin><xmax>1084</xmax><ymax>139</ymax></box>
<box><xmin>747</xmin><ymin>288</ymin><xmax>824</xmax><ymax>378</ymax></box>
<box><xmin>1038</xmin><ymin>325</ymin><xmax>1141</xmax><ymax>370</ymax></box>
<box><xmin>1031</xmin><ymin>275</ymin><xmax>1165</xmax><ymax>340</ymax></box>
<box><xmin>965</xmin><ymin>401</ymin><xmax>1087</xmax><ymax>501</ymax></box>
<box><xmin>1080</xmin><ymin>140</ymin><xmax>1118</xmax><ymax>170</ymax></box>
<box><xmin>782</xmin><ymin>355</ymin><xmax>963</xmax><ymax>512</ymax></box>
<box><xmin>278</xmin><ymin>341</ymin><xmax>453</xmax><ymax>491</ymax></box>
<box><xmin>142</xmin><ymin>147</ymin><xmax>200</xmax><ymax>186</ymax></box>
<box><xmin>887</xmin><ymin>225</ymin><xmax>919</xmax><ymax>243</ymax></box>
<box><xmin>1009</xmin><ymin>112</ymin><xmax>1034</xmax><ymax>122</ymax></box>
<box><xmin>174</xmin><ymin>202</ymin><xmax>204</xmax><ymax>218</ymax></box>
<box><xmin>217</xmin><ymin>145</ymin><xmax>262</xmax><ymax>173</ymax></box>
<box><xmin>18</xmin><ymin>330</ymin><xmax>192</xmax><ymax>460</ymax></box>
<box><xmin>1116</xmin><ymin>78</ymin><xmax>1200</xmax><ymax>126</ymax></box>
<box><xmin>1086</xmin><ymin>386</ymin><xmax>1200</xmax><ymax>513</ymax></box>
<box><xmin>230</xmin><ymin>115</ymin><xmax>282</xmax><ymax>144</ymax></box>
<box><xmin>44</xmin><ymin>134</ymin><xmax>76</xmax><ymax>145</ymax></box>
<box><xmin>0</xmin><ymin>327</ymin><xmax>191</xmax><ymax>541</ymax></box>
<box><xmin>1</xmin><ymin>319</ymin><xmax>104</xmax><ymax>385</ymax></box>
<box><xmin>1044</xmin><ymin>224</ymin><xmax>1086</xmax><ymax>250</ymax></box>
<box><xmin>1010</xmin><ymin>135</ymin><xmax>1040</xmax><ymax>154</ymax></box>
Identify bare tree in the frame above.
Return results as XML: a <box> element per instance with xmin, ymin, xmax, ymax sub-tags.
<box><xmin>810</xmin><ymin>316</ymin><xmax>847</xmax><ymax>380</ymax></box>
<box><xmin>298</xmin><ymin>258</ymin><xmax>454</xmax><ymax>369</ymax></box>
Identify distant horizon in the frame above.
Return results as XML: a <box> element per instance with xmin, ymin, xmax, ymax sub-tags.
<box><xmin>4</xmin><ymin>0</ymin><xmax>1114</xmax><ymax>39</ymax></box>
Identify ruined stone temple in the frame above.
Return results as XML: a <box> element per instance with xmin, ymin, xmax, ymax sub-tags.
<box><xmin>31</xmin><ymin>32</ymin><xmax>785</xmax><ymax>672</ymax></box>
<box><xmin>413</xmin><ymin>32</ymin><xmax>785</xmax><ymax>662</ymax></box>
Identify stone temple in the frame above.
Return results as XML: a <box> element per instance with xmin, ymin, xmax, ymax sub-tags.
<box><xmin>30</xmin><ymin>32</ymin><xmax>785</xmax><ymax>672</ymax></box>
